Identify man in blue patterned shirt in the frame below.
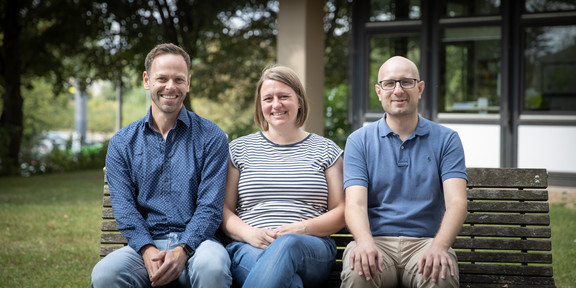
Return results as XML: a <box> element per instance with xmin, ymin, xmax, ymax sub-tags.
<box><xmin>91</xmin><ymin>43</ymin><xmax>231</xmax><ymax>287</ymax></box>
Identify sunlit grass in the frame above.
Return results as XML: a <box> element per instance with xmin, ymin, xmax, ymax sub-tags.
<box><xmin>0</xmin><ymin>169</ymin><xmax>103</xmax><ymax>288</ymax></box>
<box><xmin>550</xmin><ymin>203</ymin><xmax>576</xmax><ymax>287</ymax></box>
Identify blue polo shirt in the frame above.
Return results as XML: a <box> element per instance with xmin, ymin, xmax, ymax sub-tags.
<box><xmin>343</xmin><ymin>114</ymin><xmax>467</xmax><ymax>237</ymax></box>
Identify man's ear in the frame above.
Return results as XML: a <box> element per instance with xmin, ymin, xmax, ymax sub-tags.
<box><xmin>143</xmin><ymin>71</ymin><xmax>150</xmax><ymax>90</ymax></box>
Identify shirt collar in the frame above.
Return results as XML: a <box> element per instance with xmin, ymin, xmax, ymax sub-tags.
<box><xmin>143</xmin><ymin>106</ymin><xmax>191</xmax><ymax>130</ymax></box>
<box><xmin>378</xmin><ymin>113</ymin><xmax>431</xmax><ymax>138</ymax></box>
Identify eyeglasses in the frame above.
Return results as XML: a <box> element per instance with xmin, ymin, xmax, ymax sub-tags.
<box><xmin>377</xmin><ymin>78</ymin><xmax>419</xmax><ymax>90</ymax></box>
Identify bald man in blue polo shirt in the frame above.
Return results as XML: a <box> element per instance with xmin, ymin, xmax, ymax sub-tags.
<box><xmin>341</xmin><ymin>56</ymin><xmax>468</xmax><ymax>288</ymax></box>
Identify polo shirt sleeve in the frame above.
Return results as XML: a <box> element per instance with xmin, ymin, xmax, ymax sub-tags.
<box><xmin>440</xmin><ymin>131</ymin><xmax>468</xmax><ymax>182</ymax></box>
<box><xmin>343</xmin><ymin>130</ymin><xmax>369</xmax><ymax>190</ymax></box>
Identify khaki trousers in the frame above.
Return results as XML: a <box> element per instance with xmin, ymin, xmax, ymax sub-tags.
<box><xmin>340</xmin><ymin>236</ymin><xmax>459</xmax><ymax>288</ymax></box>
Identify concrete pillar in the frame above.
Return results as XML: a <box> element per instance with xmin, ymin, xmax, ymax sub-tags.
<box><xmin>277</xmin><ymin>0</ymin><xmax>325</xmax><ymax>135</ymax></box>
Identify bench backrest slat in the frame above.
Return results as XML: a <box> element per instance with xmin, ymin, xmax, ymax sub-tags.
<box><xmin>466</xmin><ymin>168</ymin><xmax>547</xmax><ymax>188</ymax></box>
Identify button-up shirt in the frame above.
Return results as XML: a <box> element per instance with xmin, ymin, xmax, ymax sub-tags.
<box><xmin>106</xmin><ymin>107</ymin><xmax>229</xmax><ymax>253</ymax></box>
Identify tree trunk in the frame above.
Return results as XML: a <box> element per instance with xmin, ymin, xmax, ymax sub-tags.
<box><xmin>0</xmin><ymin>0</ymin><xmax>23</xmax><ymax>175</ymax></box>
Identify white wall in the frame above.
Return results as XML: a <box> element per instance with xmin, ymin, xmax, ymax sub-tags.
<box><xmin>442</xmin><ymin>124</ymin><xmax>501</xmax><ymax>168</ymax></box>
<box><xmin>518</xmin><ymin>125</ymin><xmax>576</xmax><ymax>173</ymax></box>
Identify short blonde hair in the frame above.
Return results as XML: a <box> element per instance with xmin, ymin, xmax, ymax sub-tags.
<box><xmin>254</xmin><ymin>65</ymin><xmax>309</xmax><ymax>131</ymax></box>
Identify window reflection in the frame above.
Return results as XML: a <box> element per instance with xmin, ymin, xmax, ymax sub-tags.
<box><xmin>368</xmin><ymin>34</ymin><xmax>420</xmax><ymax>111</ymax></box>
<box><xmin>525</xmin><ymin>0</ymin><xmax>576</xmax><ymax>12</ymax></box>
<box><xmin>440</xmin><ymin>26</ymin><xmax>501</xmax><ymax>114</ymax></box>
<box><xmin>443</xmin><ymin>0</ymin><xmax>501</xmax><ymax>17</ymax></box>
<box><xmin>524</xmin><ymin>25</ymin><xmax>576</xmax><ymax>112</ymax></box>
<box><xmin>369</xmin><ymin>0</ymin><xmax>421</xmax><ymax>21</ymax></box>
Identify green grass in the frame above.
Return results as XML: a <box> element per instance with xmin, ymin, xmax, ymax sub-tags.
<box><xmin>0</xmin><ymin>171</ymin><xmax>575</xmax><ymax>287</ymax></box>
<box><xmin>0</xmin><ymin>169</ymin><xmax>103</xmax><ymax>288</ymax></box>
<box><xmin>550</xmin><ymin>203</ymin><xmax>576</xmax><ymax>287</ymax></box>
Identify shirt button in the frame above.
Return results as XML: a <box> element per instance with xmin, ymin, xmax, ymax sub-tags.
<box><xmin>401</xmin><ymin>146</ymin><xmax>405</xmax><ymax>150</ymax></box>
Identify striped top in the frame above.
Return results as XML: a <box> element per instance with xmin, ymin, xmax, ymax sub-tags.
<box><xmin>229</xmin><ymin>132</ymin><xmax>343</xmax><ymax>229</ymax></box>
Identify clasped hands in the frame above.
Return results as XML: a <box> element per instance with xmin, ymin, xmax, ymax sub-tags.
<box><xmin>245</xmin><ymin>221</ymin><xmax>308</xmax><ymax>249</ymax></box>
<box><xmin>141</xmin><ymin>244</ymin><xmax>188</xmax><ymax>287</ymax></box>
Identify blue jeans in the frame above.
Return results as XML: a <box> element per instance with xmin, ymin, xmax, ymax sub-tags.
<box><xmin>226</xmin><ymin>234</ymin><xmax>336</xmax><ymax>288</ymax></box>
<box><xmin>91</xmin><ymin>233</ymin><xmax>232</xmax><ymax>288</ymax></box>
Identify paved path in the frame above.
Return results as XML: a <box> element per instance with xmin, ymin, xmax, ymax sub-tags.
<box><xmin>549</xmin><ymin>186</ymin><xmax>576</xmax><ymax>208</ymax></box>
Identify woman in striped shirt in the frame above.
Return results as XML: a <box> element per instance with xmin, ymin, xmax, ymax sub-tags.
<box><xmin>221</xmin><ymin>65</ymin><xmax>345</xmax><ymax>287</ymax></box>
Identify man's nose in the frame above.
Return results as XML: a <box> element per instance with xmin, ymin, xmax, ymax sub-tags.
<box><xmin>165</xmin><ymin>79</ymin><xmax>176</xmax><ymax>89</ymax></box>
<box><xmin>393</xmin><ymin>81</ymin><xmax>404</xmax><ymax>93</ymax></box>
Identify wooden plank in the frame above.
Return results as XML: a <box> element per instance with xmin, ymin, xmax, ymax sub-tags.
<box><xmin>467</xmin><ymin>201</ymin><xmax>549</xmax><ymax>213</ymax></box>
<box><xmin>100</xmin><ymin>245</ymin><xmax>123</xmax><ymax>258</ymax></box>
<box><xmin>465</xmin><ymin>213</ymin><xmax>550</xmax><ymax>226</ymax></box>
<box><xmin>100</xmin><ymin>233</ymin><xmax>127</xmax><ymax>244</ymax></box>
<box><xmin>466</xmin><ymin>168</ymin><xmax>547</xmax><ymax>188</ymax></box>
<box><xmin>459</xmin><ymin>226</ymin><xmax>551</xmax><ymax>238</ymax></box>
<box><xmin>455</xmin><ymin>251</ymin><xmax>553</xmax><ymax>264</ymax></box>
<box><xmin>453</xmin><ymin>239</ymin><xmax>552</xmax><ymax>251</ymax></box>
<box><xmin>467</xmin><ymin>189</ymin><xmax>549</xmax><ymax>201</ymax></box>
<box><xmin>101</xmin><ymin>220</ymin><xmax>118</xmax><ymax>231</ymax></box>
<box><xmin>103</xmin><ymin>196</ymin><xmax>111</xmax><ymax>207</ymax></box>
<box><xmin>102</xmin><ymin>207</ymin><xmax>114</xmax><ymax>219</ymax></box>
<box><xmin>459</xmin><ymin>263</ymin><xmax>553</xmax><ymax>277</ymax></box>
<box><xmin>459</xmin><ymin>274</ymin><xmax>555</xmax><ymax>287</ymax></box>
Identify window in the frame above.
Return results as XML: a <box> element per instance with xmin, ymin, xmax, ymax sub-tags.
<box><xmin>369</xmin><ymin>0</ymin><xmax>421</xmax><ymax>21</ymax></box>
<box><xmin>525</xmin><ymin>0</ymin><xmax>576</xmax><ymax>13</ymax></box>
<box><xmin>368</xmin><ymin>34</ymin><xmax>420</xmax><ymax>111</ymax></box>
<box><xmin>524</xmin><ymin>25</ymin><xmax>576</xmax><ymax>113</ymax></box>
<box><xmin>443</xmin><ymin>0</ymin><xmax>501</xmax><ymax>17</ymax></box>
<box><xmin>440</xmin><ymin>26</ymin><xmax>501</xmax><ymax>114</ymax></box>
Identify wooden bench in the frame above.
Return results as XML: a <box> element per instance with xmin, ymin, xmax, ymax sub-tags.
<box><xmin>100</xmin><ymin>167</ymin><xmax>556</xmax><ymax>287</ymax></box>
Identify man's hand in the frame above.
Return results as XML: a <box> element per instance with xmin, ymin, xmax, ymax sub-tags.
<box><xmin>142</xmin><ymin>245</ymin><xmax>188</xmax><ymax>287</ymax></box>
<box><xmin>417</xmin><ymin>244</ymin><xmax>455</xmax><ymax>283</ymax></box>
<box><xmin>245</xmin><ymin>227</ymin><xmax>278</xmax><ymax>249</ymax></box>
<box><xmin>348</xmin><ymin>241</ymin><xmax>383</xmax><ymax>281</ymax></box>
<box><xmin>142</xmin><ymin>245</ymin><xmax>162</xmax><ymax>283</ymax></box>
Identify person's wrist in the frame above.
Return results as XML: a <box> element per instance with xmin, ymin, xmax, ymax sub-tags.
<box><xmin>301</xmin><ymin>220</ymin><xmax>309</xmax><ymax>234</ymax></box>
<box><xmin>178</xmin><ymin>243</ymin><xmax>195</xmax><ymax>258</ymax></box>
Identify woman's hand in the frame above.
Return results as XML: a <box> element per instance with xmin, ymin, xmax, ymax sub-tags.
<box><xmin>274</xmin><ymin>220</ymin><xmax>307</xmax><ymax>236</ymax></box>
<box><xmin>245</xmin><ymin>226</ymin><xmax>279</xmax><ymax>249</ymax></box>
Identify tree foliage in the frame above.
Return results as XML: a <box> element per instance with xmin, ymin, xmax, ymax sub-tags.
<box><xmin>0</xmin><ymin>0</ymin><xmax>105</xmax><ymax>175</ymax></box>
<box><xmin>0</xmin><ymin>0</ymin><xmax>352</xmax><ymax>175</ymax></box>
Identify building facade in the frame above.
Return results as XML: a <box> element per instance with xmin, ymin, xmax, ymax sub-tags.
<box><xmin>349</xmin><ymin>0</ymin><xmax>576</xmax><ymax>186</ymax></box>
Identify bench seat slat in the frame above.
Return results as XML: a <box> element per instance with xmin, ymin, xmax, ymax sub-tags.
<box><xmin>456</xmin><ymin>251</ymin><xmax>553</xmax><ymax>264</ymax></box>
<box><xmin>459</xmin><ymin>226</ymin><xmax>551</xmax><ymax>238</ymax></box>
<box><xmin>453</xmin><ymin>238</ymin><xmax>551</xmax><ymax>251</ymax></box>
